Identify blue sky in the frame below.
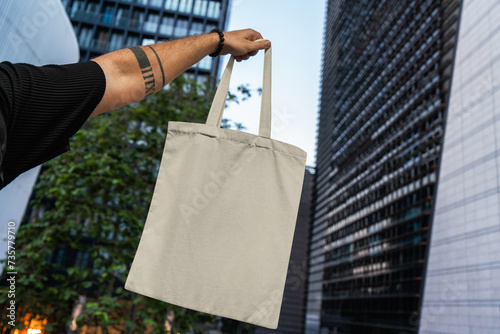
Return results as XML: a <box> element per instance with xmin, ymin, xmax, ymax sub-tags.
<box><xmin>222</xmin><ymin>0</ymin><xmax>326</xmax><ymax>166</ymax></box>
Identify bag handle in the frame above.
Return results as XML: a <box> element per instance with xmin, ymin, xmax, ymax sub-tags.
<box><xmin>206</xmin><ymin>42</ymin><xmax>272</xmax><ymax>138</ymax></box>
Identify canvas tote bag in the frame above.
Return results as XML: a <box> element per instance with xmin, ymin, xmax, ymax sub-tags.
<box><xmin>125</xmin><ymin>45</ymin><xmax>307</xmax><ymax>329</ymax></box>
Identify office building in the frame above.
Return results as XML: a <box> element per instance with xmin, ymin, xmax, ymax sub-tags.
<box><xmin>60</xmin><ymin>0</ymin><xmax>231</xmax><ymax>84</ymax></box>
<box><xmin>307</xmin><ymin>0</ymin><xmax>461</xmax><ymax>333</ymax></box>
<box><xmin>419</xmin><ymin>0</ymin><xmax>500</xmax><ymax>333</ymax></box>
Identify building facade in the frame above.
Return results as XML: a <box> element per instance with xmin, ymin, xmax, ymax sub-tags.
<box><xmin>419</xmin><ymin>0</ymin><xmax>500</xmax><ymax>333</ymax></box>
<box><xmin>307</xmin><ymin>0</ymin><xmax>461</xmax><ymax>333</ymax></box>
<box><xmin>60</xmin><ymin>0</ymin><xmax>231</xmax><ymax>84</ymax></box>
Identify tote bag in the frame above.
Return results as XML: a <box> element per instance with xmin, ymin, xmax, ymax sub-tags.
<box><xmin>125</xmin><ymin>45</ymin><xmax>307</xmax><ymax>329</ymax></box>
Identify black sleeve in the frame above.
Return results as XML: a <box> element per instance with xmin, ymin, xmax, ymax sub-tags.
<box><xmin>0</xmin><ymin>61</ymin><xmax>106</xmax><ymax>189</ymax></box>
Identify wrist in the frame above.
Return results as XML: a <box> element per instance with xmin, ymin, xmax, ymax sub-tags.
<box><xmin>209</xmin><ymin>28</ymin><xmax>224</xmax><ymax>57</ymax></box>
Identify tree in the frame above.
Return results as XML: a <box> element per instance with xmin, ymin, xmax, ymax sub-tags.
<box><xmin>0</xmin><ymin>75</ymin><xmax>254</xmax><ymax>334</ymax></box>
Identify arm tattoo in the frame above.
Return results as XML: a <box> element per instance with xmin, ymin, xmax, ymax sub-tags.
<box><xmin>146</xmin><ymin>45</ymin><xmax>165</xmax><ymax>87</ymax></box>
<box><xmin>129</xmin><ymin>46</ymin><xmax>156</xmax><ymax>97</ymax></box>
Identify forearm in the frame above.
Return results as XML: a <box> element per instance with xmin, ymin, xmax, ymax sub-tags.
<box><xmin>90</xmin><ymin>33</ymin><xmax>219</xmax><ymax>117</ymax></box>
<box><xmin>89</xmin><ymin>29</ymin><xmax>269</xmax><ymax>117</ymax></box>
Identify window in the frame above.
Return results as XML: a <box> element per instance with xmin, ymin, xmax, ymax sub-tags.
<box><xmin>197</xmin><ymin>75</ymin><xmax>207</xmax><ymax>86</ymax></box>
<box><xmin>149</xmin><ymin>0</ymin><xmax>163</xmax><ymax>7</ymax></box>
<box><xmin>190</xmin><ymin>21</ymin><xmax>204</xmax><ymax>35</ymax></box>
<box><xmin>70</xmin><ymin>0</ymin><xmax>85</xmax><ymax>19</ymax></box>
<box><xmin>75</xmin><ymin>251</ymin><xmax>90</xmax><ymax>270</ymax></box>
<box><xmin>109</xmin><ymin>32</ymin><xmax>124</xmax><ymax>51</ymax></box>
<box><xmin>130</xmin><ymin>10</ymin><xmax>144</xmax><ymax>29</ymax></box>
<box><xmin>205</xmin><ymin>23</ymin><xmax>216</xmax><ymax>33</ymax></box>
<box><xmin>102</xmin><ymin>6</ymin><xmax>114</xmax><ymax>25</ymax></box>
<box><xmin>165</xmin><ymin>0</ymin><xmax>179</xmax><ymax>11</ymax></box>
<box><xmin>95</xmin><ymin>30</ymin><xmax>108</xmax><ymax>50</ymax></box>
<box><xmin>142</xmin><ymin>38</ymin><xmax>156</xmax><ymax>46</ymax></box>
<box><xmin>144</xmin><ymin>13</ymin><xmax>160</xmax><ymax>33</ymax></box>
<box><xmin>198</xmin><ymin>56</ymin><xmax>212</xmax><ymax>70</ymax></box>
<box><xmin>115</xmin><ymin>7</ymin><xmax>129</xmax><ymax>27</ymax></box>
<box><xmin>55</xmin><ymin>246</ymin><xmax>66</xmax><ymax>265</ymax></box>
<box><xmin>85</xmin><ymin>2</ymin><xmax>99</xmax><ymax>21</ymax></box>
<box><xmin>193</xmin><ymin>0</ymin><xmax>207</xmax><ymax>16</ymax></box>
<box><xmin>159</xmin><ymin>16</ymin><xmax>175</xmax><ymax>36</ymax></box>
<box><xmin>79</xmin><ymin>27</ymin><xmax>93</xmax><ymax>48</ymax></box>
<box><xmin>184</xmin><ymin>73</ymin><xmax>195</xmax><ymax>84</ymax></box>
<box><xmin>206</xmin><ymin>0</ymin><xmax>220</xmax><ymax>19</ymax></box>
<box><xmin>126</xmin><ymin>35</ymin><xmax>139</xmax><ymax>47</ymax></box>
<box><xmin>178</xmin><ymin>0</ymin><xmax>193</xmax><ymax>13</ymax></box>
<box><xmin>86</xmin><ymin>2</ymin><xmax>99</xmax><ymax>12</ymax></box>
<box><xmin>174</xmin><ymin>19</ymin><xmax>189</xmax><ymax>37</ymax></box>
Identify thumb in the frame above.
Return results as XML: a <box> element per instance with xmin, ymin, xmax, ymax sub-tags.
<box><xmin>253</xmin><ymin>38</ymin><xmax>271</xmax><ymax>50</ymax></box>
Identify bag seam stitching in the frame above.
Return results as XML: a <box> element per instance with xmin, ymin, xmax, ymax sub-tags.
<box><xmin>167</xmin><ymin>128</ymin><xmax>306</xmax><ymax>160</ymax></box>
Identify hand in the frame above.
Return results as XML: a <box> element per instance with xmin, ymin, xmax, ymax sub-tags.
<box><xmin>220</xmin><ymin>29</ymin><xmax>271</xmax><ymax>62</ymax></box>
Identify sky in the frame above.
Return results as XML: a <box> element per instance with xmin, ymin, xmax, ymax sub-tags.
<box><xmin>222</xmin><ymin>0</ymin><xmax>326</xmax><ymax>167</ymax></box>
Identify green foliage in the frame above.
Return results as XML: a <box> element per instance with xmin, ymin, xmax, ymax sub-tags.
<box><xmin>0</xmin><ymin>75</ymin><xmax>251</xmax><ymax>333</ymax></box>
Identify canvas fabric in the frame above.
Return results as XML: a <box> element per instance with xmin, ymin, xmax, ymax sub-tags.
<box><xmin>125</xmin><ymin>46</ymin><xmax>307</xmax><ymax>329</ymax></box>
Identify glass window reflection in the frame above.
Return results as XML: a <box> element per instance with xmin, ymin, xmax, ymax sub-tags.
<box><xmin>178</xmin><ymin>0</ymin><xmax>193</xmax><ymax>13</ymax></box>
<box><xmin>142</xmin><ymin>38</ymin><xmax>156</xmax><ymax>46</ymax></box>
<box><xmin>79</xmin><ymin>27</ymin><xmax>92</xmax><ymax>48</ymax></box>
<box><xmin>174</xmin><ymin>19</ymin><xmax>189</xmax><ymax>37</ymax></box>
<box><xmin>130</xmin><ymin>11</ymin><xmax>144</xmax><ymax>29</ymax></box>
<box><xmin>193</xmin><ymin>0</ymin><xmax>207</xmax><ymax>16</ymax></box>
<box><xmin>109</xmin><ymin>33</ymin><xmax>124</xmax><ymax>51</ymax></box>
<box><xmin>144</xmin><ymin>13</ymin><xmax>159</xmax><ymax>33</ymax></box>
<box><xmin>149</xmin><ymin>0</ymin><xmax>163</xmax><ymax>7</ymax></box>
<box><xmin>190</xmin><ymin>21</ymin><xmax>204</xmax><ymax>35</ymax></box>
<box><xmin>159</xmin><ymin>16</ymin><xmax>175</xmax><ymax>36</ymax></box>
<box><xmin>102</xmin><ymin>6</ymin><xmax>114</xmax><ymax>25</ymax></box>
<box><xmin>126</xmin><ymin>35</ymin><xmax>139</xmax><ymax>47</ymax></box>
<box><xmin>165</xmin><ymin>0</ymin><xmax>179</xmax><ymax>11</ymax></box>
<box><xmin>115</xmin><ymin>8</ymin><xmax>129</xmax><ymax>27</ymax></box>
<box><xmin>70</xmin><ymin>1</ymin><xmax>85</xmax><ymax>19</ymax></box>
<box><xmin>206</xmin><ymin>0</ymin><xmax>220</xmax><ymax>19</ymax></box>
<box><xmin>198</xmin><ymin>56</ymin><xmax>212</xmax><ymax>70</ymax></box>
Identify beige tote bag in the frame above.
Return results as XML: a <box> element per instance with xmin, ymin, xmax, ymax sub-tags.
<box><xmin>125</xmin><ymin>46</ymin><xmax>306</xmax><ymax>329</ymax></box>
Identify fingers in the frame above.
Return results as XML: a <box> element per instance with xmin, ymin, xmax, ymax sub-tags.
<box><xmin>223</xmin><ymin>29</ymin><xmax>271</xmax><ymax>61</ymax></box>
<box><xmin>248</xmin><ymin>29</ymin><xmax>263</xmax><ymax>42</ymax></box>
<box><xmin>234</xmin><ymin>55</ymin><xmax>249</xmax><ymax>62</ymax></box>
<box><xmin>236</xmin><ymin>38</ymin><xmax>270</xmax><ymax>61</ymax></box>
<box><xmin>235</xmin><ymin>51</ymin><xmax>257</xmax><ymax>62</ymax></box>
<box><xmin>253</xmin><ymin>39</ymin><xmax>271</xmax><ymax>51</ymax></box>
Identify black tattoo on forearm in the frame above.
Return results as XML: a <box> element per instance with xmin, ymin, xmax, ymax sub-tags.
<box><xmin>129</xmin><ymin>46</ymin><xmax>156</xmax><ymax>97</ymax></box>
<box><xmin>146</xmin><ymin>46</ymin><xmax>165</xmax><ymax>87</ymax></box>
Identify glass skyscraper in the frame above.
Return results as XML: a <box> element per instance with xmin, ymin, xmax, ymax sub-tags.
<box><xmin>420</xmin><ymin>0</ymin><xmax>500</xmax><ymax>333</ymax></box>
<box><xmin>60</xmin><ymin>0</ymin><xmax>230</xmax><ymax>84</ymax></box>
<box><xmin>307</xmin><ymin>0</ymin><xmax>461</xmax><ymax>333</ymax></box>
